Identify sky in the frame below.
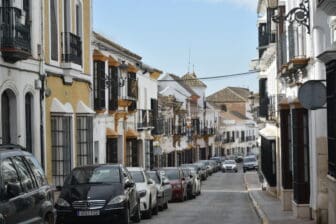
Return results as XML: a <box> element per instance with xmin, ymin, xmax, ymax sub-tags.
<box><xmin>93</xmin><ymin>0</ymin><xmax>259</xmax><ymax>95</ymax></box>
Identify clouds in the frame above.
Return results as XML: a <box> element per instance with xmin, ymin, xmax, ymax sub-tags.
<box><xmin>198</xmin><ymin>0</ymin><xmax>257</xmax><ymax>11</ymax></box>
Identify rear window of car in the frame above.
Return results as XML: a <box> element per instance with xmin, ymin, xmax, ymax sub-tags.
<box><xmin>224</xmin><ymin>160</ymin><xmax>235</xmax><ymax>164</ymax></box>
<box><xmin>130</xmin><ymin>171</ymin><xmax>145</xmax><ymax>183</ymax></box>
<box><xmin>244</xmin><ymin>157</ymin><xmax>256</xmax><ymax>163</ymax></box>
<box><xmin>68</xmin><ymin>166</ymin><xmax>121</xmax><ymax>185</ymax></box>
<box><xmin>162</xmin><ymin>169</ymin><xmax>179</xmax><ymax>180</ymax></box>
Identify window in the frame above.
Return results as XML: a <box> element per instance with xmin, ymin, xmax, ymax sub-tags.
<box><xmin>76</xmin><ymin>116</ymin><xmax>93</xmax><ymax>166</ymax></box>
<box><xmin>106</xmin><ymin>138</ymin><xmax>118</xmax><ymax>163</ymax></box>
<box><xmin>63</xmin><ymin>0</ymin><xmax>71</xmax><ymax>33</ymax></box>
<box><xmin>25</xmin><ymin>93</ymin><xmax>33</xmax><ymax>153</ymax></box>
<box><xmin>12</xmin><ymin>156</ymin><xmax>36</xmax><ymax>192</ymax></box>
<box><xmin>75</xmin><ymin>0</ymin><xmax>82</xmax><ymax>37</ymax></box>
<box><xmin>1</xmin><ymin>91</ymin><xmax>10</xmax><ymax>144</ymax></box>
<box><xmin>25</xmin><ymin>155</ymin><xmax>48</xmax><ymax>187</ymax></box>
<box><xmin>130</xmin><ymin>171</ymin><xmax>145</xmax><ymax>183</ymax></box>
<box><xmin>51</xmin><ymin>115</ymin><xmax>72</xmax><ymax>186</ymax></box>
<box><xmin>108</xmin><ymin>66</ymin><xmax>118</xmax><ymax>111</ymax></box>
<box><xmin>327</xmin><ymin>55</ymin><xmax>336</xmax><ymax>178</ymax></box>
<box><xmin>50</xmin><ymin>0</ymin><xmax>58</xmax><ymax>61</ymax></box>
<box><xmin>1</xmin><ymin>158</ymin><xmax>22</xmax><ymax>200</ymax></box>
<box><xmin>93</xmin><ymin>60</ymin><xmax>106</xmax><ymax>111</ymax></box>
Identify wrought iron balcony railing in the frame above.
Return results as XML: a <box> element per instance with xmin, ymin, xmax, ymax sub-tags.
<box><xmin>62</xmin><ymin>32</ymin><xmax>82</xmax><ymax>65</ymax></box>
<box><xmin>0</xmin><ymin>7</ymin><xmax>31</xmax><ymax>62</ymax></box>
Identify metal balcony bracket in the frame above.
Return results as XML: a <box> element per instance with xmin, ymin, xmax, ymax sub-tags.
<box><xmin>273</xmin><ymin>0</ymin><xmax>310</xmax><ymax>34</ymax></box>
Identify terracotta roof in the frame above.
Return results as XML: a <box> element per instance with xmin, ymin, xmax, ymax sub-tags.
<box><xmin>167</xmin><ymin>74</ymin><xmax>199</xmax><ymax>97</ymax></box>
<box><xmin>206</xmin><ymin>87</ymin><xmax>250</xmax><ymax>104</ymax></box>
<box><xmin>181</xmin><ymin>72</ymin><xmax>207</xmax><ymax>88</ymax></box>
<box><xmin>221</xmin><ymin>111</ymin><xmax>247</xmax><ymax>122</ymax></box>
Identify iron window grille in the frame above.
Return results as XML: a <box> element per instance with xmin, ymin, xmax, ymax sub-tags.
<box><xmin>106</xmin><ymin>138</ymin><xmax>118</xmax><ymax>164</ymax></box>
<box><xmin>76</xmin><ymin>116</ymin><xmax>93</xmax><ymax>166</ymax></box>
<box><xmin>93</xmin><ymin>60</ymin><xmax>106</xmax><ymax>111</ymax></box>
<box><xmin>326</xmin><ymin>61</ymin><xmax>336</xmax><ymax>178</ymax></box>
<box><xmin>51</xmin><ymin>114</ymin><xmax>72</xmax><ymax>187</ymax></box>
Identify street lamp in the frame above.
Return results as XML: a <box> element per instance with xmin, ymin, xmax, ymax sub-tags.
<box><xmin>118</xmin><ymin>61</ymin><xmax>128</xmax><ymax>87</ymax></box>
<box><xmin>272</xmin><ymin>0</ymin><xmax>310</xmax><ymax>34</ymax></box>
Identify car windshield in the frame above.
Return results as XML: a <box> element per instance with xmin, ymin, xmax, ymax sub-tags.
<box><xmin>162</xmin><ymin>169</ymin><xmax>179</xmax><ymax>180</ymax></box>
<box><xmin>244</xmin><ymin>157</ymin><xmax>256</xmax><ymax>163</ymax></box>
<box><xmin>130</xmin><ymin>171</ymin><xmax>145</xmax><ymax>183</ymax></box>
<box><xmin>69</xmin><ymin>166</ymin><xmax>120</xmax><ymax>185</ymax></box>
<box><xmin>224</xmin><ymin>160</ymin><xmax>235</xmax><ymax>164</ymax></box>
<box><xmin>148</xmin><ymin>172</ymin><xmax>160</xmax><ymax>184</ymax></box>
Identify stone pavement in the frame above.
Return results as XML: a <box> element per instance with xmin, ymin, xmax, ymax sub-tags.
<box><xmin>244</xmin><ymin>172</ymin><xmax>316</xmax><ymax>224</ymax></box>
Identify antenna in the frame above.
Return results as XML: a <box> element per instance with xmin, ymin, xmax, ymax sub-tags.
<box><xmin>188</xmin><ymin>48</ymin><xmax>191</xmax><ymax>73</ymax></box>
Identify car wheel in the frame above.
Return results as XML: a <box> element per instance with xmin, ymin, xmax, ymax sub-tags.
<box><xmin>144</xmin><ymin>197</ymin><xmax>152</xmax><ymax>219</ymax></box>
<box><xmin>153</xmin><ymin>200</ymin><xmax>159</xmax><ymax>215</ymax></box>
<box><xmin>122</xmin><ymin>207</ymin><xmax>131</xmax><ymax>224</ymax></box>
<box><xmin>44</xmin><ymin>212</ymin><xmax>54</xmax><ymax>224</ymax></box>
<box><xmin>163</xmin><ymin>201</ymin><xmax>168</xmax><ymax>209</ymax></box>
<box><xmin>131</xmin><ymin>201</ymin><xmax>141</xmax><ymax>223</ymax></box>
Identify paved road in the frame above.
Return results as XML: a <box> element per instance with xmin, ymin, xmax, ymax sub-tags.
<box><xmin>140</xmin><ymin>169</ymin><xmax>260</xmax><ymax>224</ymax></box>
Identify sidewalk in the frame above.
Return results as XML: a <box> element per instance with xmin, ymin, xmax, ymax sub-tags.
<box><xmin>244</xmin><ymin>172</ymin><xmax>316</xmax><ymax>224</ymax></box>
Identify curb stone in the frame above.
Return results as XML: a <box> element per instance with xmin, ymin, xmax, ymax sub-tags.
<box><xmin>244</xmin><ymin>173</ymin><xmax>269</xmax><ymax>224</ymax></box>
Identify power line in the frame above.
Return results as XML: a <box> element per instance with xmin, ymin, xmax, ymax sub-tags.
<box><xmin>158</xmin><ymin>70</ymin><xmax>260</xmax><ymax>82</ymax></box>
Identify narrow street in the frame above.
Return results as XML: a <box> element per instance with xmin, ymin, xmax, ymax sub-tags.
<box><xmin>141</xmin><ymin>169</ymin><xmax>260</xmax><ymax>224</ymax></box>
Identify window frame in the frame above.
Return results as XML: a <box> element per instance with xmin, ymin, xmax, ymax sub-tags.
<box><xmin>76</xmin><ymin>115</ymin><xmax>93</xmax><ymax>166</ymax></box>
<box><xmin>51</xmin><ymin>114</ymin><xmax>73</xmax><ymax>187</ymax></box>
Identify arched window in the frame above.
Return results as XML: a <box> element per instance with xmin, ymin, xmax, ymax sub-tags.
<box><xmin>1</xmin><ymin>89</ymin><xmax>17</xmax><ymax>144</ymax></box>
<box><xmin>25</xmin><ymin>93</ymin><xmax>33</xmax><ymax>153</ymax></box>
<box><xmin>2</xmin><ymin>91</ymin><xmax>10</xmax><ymax>144</ymax></box>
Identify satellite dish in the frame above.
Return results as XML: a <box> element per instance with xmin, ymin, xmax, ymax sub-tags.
<box><xmin>298</xmin><ymin>80</ymin><xmax>326</xmax><ymax>110</ymax></box>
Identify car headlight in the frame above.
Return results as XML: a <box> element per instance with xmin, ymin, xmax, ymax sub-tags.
<box><xmin>108</xmin><ymin>195</ymin><xmax>127</xmax><ymax>205</ymax></box>
<box><xmin>56</xmin><ymin>198</ymin><xmax>71</xmax><ymax>207</ymax></box>
<box><xmin>138</xmin><ymin>190</ymin><xmax>147</xmax><ymax>198</ymax></box>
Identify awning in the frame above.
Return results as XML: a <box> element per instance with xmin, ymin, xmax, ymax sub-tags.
<box><xmin>126</xmin><ymin>129</ymin><xmax>139</xmax><ymax>139</ymax></box>
<box><xmin>259</xmin><ymin>124</ymin><xmax>277</xmax><ymax>140</ymax></box>
<box><xmin>106</xmin><ymin>128</ymin><xmax>119</xmax><ymax>139</ymax></box>
<box><xmin>145</xmin><ymin>133</ymin><xmax>154</xmax><ymax>140</ymax></box>
<box><xmin>93</xmin><ymin>49</ymin><xmax>108</xmax><ymax>61</ymax></box>
<box><xmin>128</xmin><ymin>63</ymin><xmax>139</xmax><ymax>73</ymax></box>
<box><xmin>108</xmin><ymin>56</ymin><xmax>120</xmax><ymax>67</ymax></box>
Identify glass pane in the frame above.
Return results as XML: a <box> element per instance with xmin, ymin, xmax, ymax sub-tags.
<box><xmin>25</xmin><ymin>155</ymin><xmax>48</xmax><ymax>186</ymax></box>
<box><xmin>12</xmin><ymin>157</ymin><xmax>36</xmax><ymax>192</ymax></box>
<box><xmin>1</xmin><ymin>158</ymin><xmax>22</xmax><ymax>199</ymax></box>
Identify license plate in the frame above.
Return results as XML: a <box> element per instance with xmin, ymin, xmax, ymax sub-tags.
<box><xmin>77</xmin><ymin>210</ymin><xmax>100</xmax><ymax>216</ymax></box>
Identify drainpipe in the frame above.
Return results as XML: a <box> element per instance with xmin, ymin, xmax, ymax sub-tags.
<box><xmin>39</xmin><ymin>0</ymin><xmax>45</xmax><ymax>170</ymax></box>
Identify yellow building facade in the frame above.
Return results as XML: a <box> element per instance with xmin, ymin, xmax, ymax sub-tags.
<box><xmin>43</xmin><ymin>0</ymin><xmax>93</xmax><ymax>185</ymax></box>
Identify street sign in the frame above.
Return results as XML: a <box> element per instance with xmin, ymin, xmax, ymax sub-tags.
<box><xmin>298</xmin><ymin>80</ymin><xmax>326</xmax><ymax>110</ymax></box>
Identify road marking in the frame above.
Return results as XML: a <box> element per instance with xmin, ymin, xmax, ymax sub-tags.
<box><xmin>202</xmin><ymin>189</ymin><xmax>248</xmax><ymax>193</ymax></box>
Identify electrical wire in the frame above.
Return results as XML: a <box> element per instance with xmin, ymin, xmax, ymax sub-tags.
<box><xmin>158</xmin><ymin>70</ymin><xmax>260</xmax><ymax>82</ymax></box>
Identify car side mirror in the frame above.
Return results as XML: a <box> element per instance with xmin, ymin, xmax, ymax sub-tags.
<box><xmin>189</xmin><ymin>175</ymin><xmax>193</xmax><ymax>178</ymax></box>
<box><xmin>181</xmin><ymin>177</ymin><xmax>185</xmax><ymax>181</ymax></box>
<box><xmin>147</xmin><ymin>179</ymin><xmax>154</xmax><ymax>185</ymax></box>
<box><xmin>163</xmin><ymin>179</ymin><xmax>170</xmax><ymax>186</ymax></box>
<box><xmin>7</xmin><ymin>183</ymin><xmax>21</xmax><ymax>198</ymax></box>
<box><xmin>56</xmin><ymin>185</ymin><xmax>62</xmax><ymax>191</ymax></box>
<box><xmin>125</xmin><ymin>181</ymin><xmax>135</xmax><ymax>189</ymax></box>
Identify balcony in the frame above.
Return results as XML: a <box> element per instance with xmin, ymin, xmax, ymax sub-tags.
<box><xmin>0</xmin><ymin>7</ymin><xmax>31</xmax><ymax>63</ymax></box>
<box><xmin>318</xmin><ymin>0</ymin><xmax>336</xmax><ymax>15</ymax></box>
<box><xmin>61</xmin><ymin>32</ymin><xmax>82</xmax><ymax>66</ymax></box>
<box><xmin>137</xmin><ymin>110</ymin><xmax>153</xmax><ymax>130</ymax></box>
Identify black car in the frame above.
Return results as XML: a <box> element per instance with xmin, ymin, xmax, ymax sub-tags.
<box><xmin>0</xmin><ymin>144</ymin><xmax>56</xmax><ymax>224</ymax></box>
<box><xmin>56</xmin><ymin>164</ymin><xmax>141</xmax><ymax>224</ymax></box>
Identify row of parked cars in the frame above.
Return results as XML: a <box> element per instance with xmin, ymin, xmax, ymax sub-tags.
<box><xmin>0</xmin><ymin>145</ymin><xmax>214</xmax><ymax>224</ymax></box>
